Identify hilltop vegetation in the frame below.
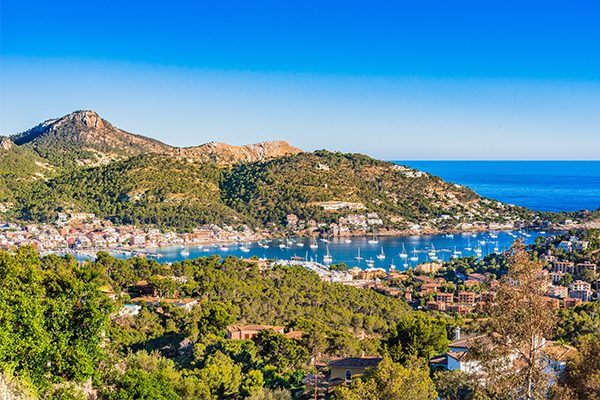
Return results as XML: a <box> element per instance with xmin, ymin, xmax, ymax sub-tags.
<box><xmin>17</xmin><ymin>155</ymin><xmax>243</xmax><ymax>231</ymax></box>
<box><xmin>1</xmin><ymin>110</ymin><xmax>541</xmax><ymax>232</ymax></box>
<box><xmin>222</xmin><ymin>150</ymin><xmax>528</xmax><ymax>228</ymax></box>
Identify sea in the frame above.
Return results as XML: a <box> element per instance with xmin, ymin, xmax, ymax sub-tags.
<box><xmin>398</xmin><ymin>161</ymin><xmax>600</xmax><ymax>213</ymax></box>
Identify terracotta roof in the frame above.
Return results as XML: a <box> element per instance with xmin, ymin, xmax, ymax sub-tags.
<box><xmin>228</xmin><ymin>324</ymin><xmax>284</xmax><ymax>332</ymax></box>
<box><xmin>449</xmin><ymin>334</ymin><xmax>486</xmax><ymax>349</ymax></box>
<box><xmin>329</xmin><ymin>357</ymin><xmax>383</xmax><ymax>368</ymax></box>
<box><xmin>447</xmin><ymin>351</ymin><xmax>468</xmax><ymax>361</ymax></box>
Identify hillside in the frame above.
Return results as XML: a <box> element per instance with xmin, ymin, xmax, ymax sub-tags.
<box><xmin>222</xmin><ymin>151</ymin><xmax>534</xmax><ymax>231</ymax></box>
<box><xmin>3</xmin><ymin>110</ymin><xmax>537</xmax><ymax>232</ymax></box>
<box><xmin>17</xmin><ymin>155</ymin><xmax>244</xmax><ymax>230</ymax></box>
<box><xmin>13</xmin><ymin>151</ymin><xmax>534</xmax><ymax>232</ymax></box>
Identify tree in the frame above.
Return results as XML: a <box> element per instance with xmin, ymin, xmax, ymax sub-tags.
<box><xmin>554</xmin><ymin>334</ymin><xmax>600</xmax><ymax>400</ymax></box>
<box><xmin>333</xmin><ymin>357</ymin><xmax>437</xmax><ymax>400</ymax></box>
<box><xmin>384</xmin><ymin>311</ymin><xmax>449</xmax><ymax>364</ymax></box>
<box><xmin>469</xmin><ymin>242</ymin><xmax>556</xmax><ymax>400</ymax></box>
<box><xmin>253</xmin><ymin>330</ymin><xmax>309</xmax><ymax>372</ymax></box>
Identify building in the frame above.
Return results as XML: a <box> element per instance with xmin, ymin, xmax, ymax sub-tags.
<box><xmin>551</xmin><ymin>261</ymin><xmax>574</xmax><ymax>274</ymax></box>
<box><xmin>436</xmin><ymin>292</ymin><xmax>454</xmax><ymax>303</ymax></box>
<box><xmin>574</xmin><ymin>262</ymin><xmax>597</xmax><ymax>277</ymax></box>
<box><xmin>457</xmin><ymin>291</ymin><xmax>476</xmax><ymax>304</ymax></box>
<box><xmin>130</xmin><ymin>296</ymin><xmax>198</xmax><ymax>311</ymax></box>
<box><xmin>547</xmin><ymin>285</ymin><xmax>569</xmax><ymax>299</ymax></box>
<box><xmin>226</xmin><ymin>324</ymin><xmax>285</xmax><ymax>340</ymax></box>
<box><xmin>417</xmin><ymin>262</ymin><xmax>442</xmax><ymax>274</ymax></box>
<box><xmin>328</xmin><ymin>357</ymin><xmax>383</xmax><ymax>383</ymax></box>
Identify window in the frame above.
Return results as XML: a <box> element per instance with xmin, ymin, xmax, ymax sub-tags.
<box><xmin>345</xmin><ymin>370</ymin><xmax>352</xmax><ymax>382</ymax></box>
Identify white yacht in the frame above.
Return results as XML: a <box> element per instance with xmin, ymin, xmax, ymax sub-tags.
<box><xmin>323</xmin><ymin>245</ymin><xmax>333</xmax><ymax>263</ymax></box>
<box><xmin>399</xmin><ymin>243</ymin><xmax>408</xmax><ymax>259</ymax></box>
<box><xmin>355</xmin><ymin>247</ymin><xmax>364</xmax><ymax>261</ymax></box>
<box><xmin>309</xmin><ymin>236</ymin><xmax>319</xmax><ymax>249</ymax></box>
<box><xmin>365</xmin><ymin>258</ymin><xmax>375</xmax><ymax>267</ymax></box>
<box><xmin>376</xmin><ymin>247</ymin><xmax>386</xmax><ymax>260</ymax></box>
<box><xmin>180</xmin><ymin>249</ymin><xmax>190</xmax><ymax>256</ymax></box>
<box><xmin>368</xmin><ymin>233</ymin><xmax>378</xmax><ymax>244</ymax></box>
<box><xmin>409</xmin><ymin>248</ymin><xmax>418</xmax><ymax>262</ymax></box>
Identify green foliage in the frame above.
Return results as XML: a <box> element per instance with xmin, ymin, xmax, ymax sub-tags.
<box><xmin>17</xmin><ymin>155</ymin><xmax>243</xmax><ymax>231</ymax></box>
<box><xmin>333</xmin><ymin>357</ymin><xmax>437</xmax><ymax>400</ymax></box>
<box><xmin>384</xmin><ymin>311</ymin><xmax>450</xmax><ymax>364</ymax></box>
<box><xmin>555</xmin><ymin>334</ymin><xmax>600</xmax><ymax>400</ymax></box>
<box><xmin>0</xmin><ymin>247</ymin><xmax>112</xmax><ymax>388</ymax></box>
<box><xmin>556</xmin><ymin>302</ymin><xmax>600</xmax><ymax>343</ymax></box>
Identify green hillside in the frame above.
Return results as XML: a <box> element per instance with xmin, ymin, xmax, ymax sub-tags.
<box><xmin>17</xmin><ymin>155</ymin><xmax>243</xmax><ymax>230</ymax></box>
<box><xmin>222</xmin><ymin>150</ymin><xmax>532</xmax><ymax>229</ymax></box>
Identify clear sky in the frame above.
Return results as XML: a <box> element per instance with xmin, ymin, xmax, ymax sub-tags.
<box><xmin>1</xmin><ymin>0</ymin><xmax>599</xmax><ymax>159</ymax></box>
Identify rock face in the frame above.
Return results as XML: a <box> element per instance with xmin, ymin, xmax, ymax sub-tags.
<box><xmin>178</xmin><ymin>140</ymin><xmax>302</xmax><ymax>164</ymax></box>
<box><xmin>0</xmin><ymin>136</ymin><xmax>13</xmax><ymax>151</ymax></box>
<box><xmin>9</xmin><ymin>110</ymin><xmax>302</xmax><ymax>165</ymax></box>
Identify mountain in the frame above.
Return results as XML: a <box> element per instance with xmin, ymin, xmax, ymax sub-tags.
<box><xmin>3</xmin><ymin>110</ymin><xmax>537</xmax><ymax>232</ymax></box>
<box><xmin>10</xmin><ymin>110</ymin><xmax>301</xmax><ymax>167</ymax></box>
<box><xmin>177</xmin><ymin>140</ymin><xmax>302</xmax><ymax>164</ymax></box>
<box><xmin>11</xmin><ymin>110</ymin><xmax>173</xmax><ymax>167</ymax></box>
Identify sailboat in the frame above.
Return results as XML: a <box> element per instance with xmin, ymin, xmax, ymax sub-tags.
<box><xmin>296</xmin><ymin>241</ymin><xmax>304</xmax><ymax>248</ymax></box>
<box><xmin>309</xmin><ymin>236</ymin><xmax>319</xmax><ymax>249</ymax></box>
<box><xmin>399</xmin><ymin>243</ymin><xmax>408</xmax><ymax>259</ymax></box>
<box><xmin>368</xmin><ymin>233</ymin><xmax>378</xmax><ymax>244</ymax></box>
<box><xmin>344</xmin><ymin>238</ymin><xmax>352</xmax><ymax>244</ymax></box>
<box><xmin>427</xmin><ymin>244</ymin><xmax>437</xmax><ymax>258</ymax></box>
<box><xmin>180</xmin><ymin>249</ymin><xmax>190</xmax><ymax>256</ymax></box>
<box><xmin>239</xmin><ymin>243</ymin><xmax>250</xmax><ymax>253</ymax></box>
<box><xmin>389</xmin><ymin>258</ymin><xmax>396</xmax><ymax>271</ymax></box>
<box><xmin>409</xmin><ymin>248</ymin><xmax>418</xmax><ymax>262</ymax></box>
<box><xmin>377</xmin><ymin>247</ymin><xmax>386</xmax><ymax>260</ymax></box>
<box><xmin>465</xmin><ymin>238</ymin><xmax>472</xmax><ymax>251</ymax></box>
<box><xmin>258</xmin><ymin>241</ymin><xmax>269</xmax><ymax>249</ymax></box>
<box><xmin>323</xmin><ymin>245</ymin><xmax>333</xmax><ymax>263</ymax></box>
<box><xmin>354</xmin><ymin>247</ymin><xmax>363</xmax><ymax>261</ymax></box>
<box><xmin>493</xmin><ymin>241</ymin><xmax>499</xmax><ymax>252</ymax></box>
<box><xmin>365</xmin><ymin>257</ymin><xmax>375</xmax><ymax>267</ymax></box>
<box><xmin>452</xmin><ymin>246</ymin><xmax>462</xmax><ymax>259</ymax></box>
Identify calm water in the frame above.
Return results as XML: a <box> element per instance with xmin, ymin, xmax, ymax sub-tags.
<box><xmin>148</xmin><ymin>230</ymin><xmax>552</xmax><ymax>269</ymax></box>
<box><xmin>395</xmin><ymin>161</ymin><xmax>600</xmax><ymax>212</ymax></box>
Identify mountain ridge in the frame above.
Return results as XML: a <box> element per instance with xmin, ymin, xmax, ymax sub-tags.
<box><xmin>0</xmin><ymin>110</ymin><xmax>548</xmax><ymax>232</ymax></box>
<box><xmin>9</xmin><ymin>110</ymin><xmax>302</xmax><ymax>166</ymax></box>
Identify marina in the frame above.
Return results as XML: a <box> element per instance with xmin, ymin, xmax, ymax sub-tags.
<box><xmin>132</xmin><ymin>229</ymin><xmax>554</xmax><ymax>268</ymax></box>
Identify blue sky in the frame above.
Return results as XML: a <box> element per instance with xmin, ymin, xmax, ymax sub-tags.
<box><xmin>1</xmin><ymin>0</ymin><xmax>599</xmax><ymax>159</ymax></box>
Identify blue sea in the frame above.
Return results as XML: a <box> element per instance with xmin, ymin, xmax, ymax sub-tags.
<box><xmin>395</xmin><ymin>161</ymin><xmax>600</xmax><ymax>213</ymax></box>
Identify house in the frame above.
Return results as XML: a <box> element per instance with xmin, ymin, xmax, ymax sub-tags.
<box><xmin>226</xmin><ymin>324</ymin><xmax>285</xmax><ymax>340</ymax></box>
<box><xmin>430</xmin><ymin>328</ymin><xmax>485</xmax><ymax>373</ymax></box>
<box><xmin>569</xmin><ymin>280</ymin><xmax>592</xmax><ymax>301</ymax></box>
<box><xmin>574</xmin><ymin>262</ymin><xmax>596</xmax><ymax>277</ymax></box>
<box><xmin>480</xmin><ymin>291</ymin><xmax>497</xmax><ymax>302</ymax></box>
<box><xmin>130</xmin><ymin>296</ymin><xmax>198</xmax><ymax>311</ymax></box>
<box><xmin>417</xmin><ymin>262</ymin><xmax>442</xmax><ymax>274</ymax></box>
<box><xmin>328</xmin><ymin>357</ymin><xmax>383</xmax><ymax>383</ymax></box>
